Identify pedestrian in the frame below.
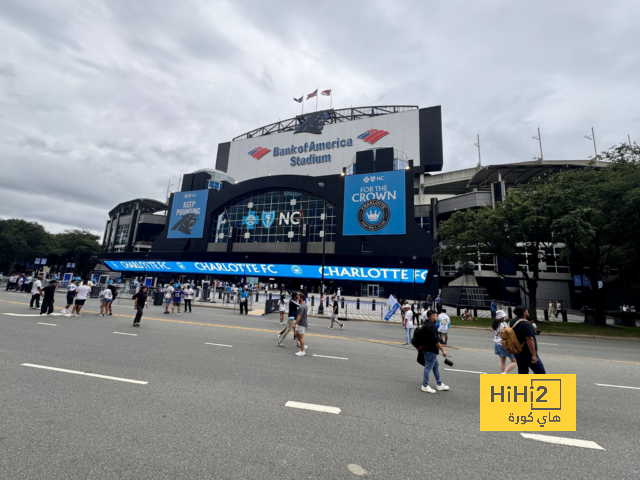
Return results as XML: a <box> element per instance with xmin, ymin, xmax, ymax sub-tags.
<box><xmin>490</xmin><ymin>299</ymin><xmax>497</xmax><ymax>319</ymax></box>
<box><xmin>411</xmin><ymin>300</ymin><xmax>419</xmax><ymax>326</ymax></box>
<box><xmin>462</xmin><ymin>308</ymin><xmax>473</xmax><ymax>321</ymax></box>
<box><xmin>293</xmin><ymin>293</ymin><xmax>309</xmax><ymax>356</ymax></box>
<box><xmin>437</xmin><ymin>309</ymin><xmax>450</xmax><ymax>345</ymax></box>
<box><xmin>30</xmin><ymin>275</ymin><xmax>43</xmax><ymax>310</ymax></box>
<box><xmin>413</xmin><ymin>310</ymin><xmax>449</xmax><ymax>393</ymax></box>
<box><xmin>278</xmin><ymin>295</ymin><xmax>286</xmax><ymax>325</ymax></box>
<box><xmin>548</xmin><ymin>300</ymin><xmax>556</xmax><ymax>318</ymax></box>
<box><xmin>184</xmin><ymin>284</ymin><xmax>194</xmax><ymax>313</ymax></box>
<box><xmin>277</xmin><ymin>293</ymin><xmax>299</xmax><ymax>347</ymax></box>
<box><xmin>6</xmin><ymin>274</ymin><xmax>16</xmax><ymax>291</ymax></box>
<box><xmin>61</xmin><ymin>279</ymin><xmax>77</xmax><ymax>314</ymax></box>
<box><xmin>72</xmin><ymin>280</ymin><xmax>92</xmax><ymax>316</ymax></box>
<box><xmin>492</xmin><ymin>310</ymin><xmax>516</xmax><ymax>374</ymax></box>
<box><xmin>108</xmin><ymin>285</ymin><xmax>117</xmax><ymax>315</ymax></box>
<box><xmin>426</xmin><ymin>294</ymin><xmax>433</xmax><ymax>311</ymax></box>
<box><xmin>163</xmin><ymin>283</ymin><xmax>174</xmax><ymax>314</ymax></box>
<box><xmin>555</xmin><ymin>300</ymin><xmax>562</xmax><ymax>318</ymax></box>
<box><xmin>132</xmin><ymin>286</ymin><xmax>149</xmax><ymax>327</ymax></box>
<box><xmin>239</xmin><ymin>287</ymin><xmax>249</xmax><ymax>315</ymax></box>
<box><xmin>329</xmin><ymin>296</ymin><xmax>344</xmax><ymax>329</ymax></box>
<box><xmin>172</xmin><ymin>283</ymin><xmax>183</xmax><ymax>315</ymax></box>
<box><xmin>510</xmin><ymin>306</ymin><xmax>546</xmax><ymax>374</ymax></box>
<box><xmin>24</xmin><ymin>275</ymin><xmax>33</xmax><ymax>295</ymax></box>
<box><xmin>435</xmin><ymin>294</ymin><xmax>443</xmax><ymax>314</ymax></box>
<box><xmin>336</xmin><ymin>287</ymin><xmax>341</xmax><ymax>300</ymax></box>
<box><xmin>99</xmin><ymin>285</ymin><xmax>113</xmax><ymax>316</ymax></box>
<box><xmin>16</xmin><ymin>274</ymin><xmax>25</xmax><ymax>293</ymax></box>
<box><xmin>402</xmin><ymin>305</ymin><xmax>414</xmax><ymax>346</ymax></box>
<box><xmin>39</xmin><ymin>280</ymin><xmax>57</xmax><ymax>315</ymax></box>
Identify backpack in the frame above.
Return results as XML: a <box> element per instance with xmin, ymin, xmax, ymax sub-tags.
<box><xmin>411</xmin><ymin>326</ymin><xmax>425</xmax><ymax>349</ymax></box>
<box><xmin>499</xmin><ymin>319</ymin><xmax>525</xmax><ymax>354</ymax></box>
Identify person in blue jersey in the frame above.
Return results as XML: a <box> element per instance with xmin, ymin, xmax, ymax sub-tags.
<box><xmin>171</xmin><ymin>283</ymin><xmax>184</xmax><ymax>315</ymax></box>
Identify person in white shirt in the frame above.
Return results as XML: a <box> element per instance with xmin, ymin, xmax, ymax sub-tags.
<box><xmin>437</xmin><ymin>310</ymin><xmax>451</xmax><ymax>345</ymax></box>
<box><xmin>99</xmin><ymin>287</ymin><xmax>113</xmax><ymax>316</ymax></box>
<box><xmin>61</xmin><ymin>280</ymin><xmax>78</xmax><ymax>314</ymax></box>
<box><xmin>183</xmin><ymin>284</ymin><xmax>194</xmax><ymax>313</ymax></box>
<box><xmin>30</xmin><ymin>276</ymin><xmax>43</xmax><ymax>309</ymax></box>
<box><xmin>72</xmin><ymin>280</ymin><xmax>92</xmax><ymax>316</ymax></box>
<box><xmin>278</xmin><ymin>295</ymin><xmax>287</xmax><ymax>325</ymax></box>
<box><xmin>402</xmin><ymin>305</ymin><xmax>414</xmax><ymax>346</ymax></box>
<box><xmin>163</xmin><ymin>284</ymin><xmax>174</xmax><ymax>315</ymax></box>
<box><xmin>6</xmin><ymin>275</ymin><xmax>16</xmax><ymax>291</ymax></box>
<box><xmin>491</xmin><ymin>310</ymin><xmax>516</xmax><ymax>374</ymax></box>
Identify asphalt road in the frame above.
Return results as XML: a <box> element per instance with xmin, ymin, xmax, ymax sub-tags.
<box><xmin>1</xmin><ymin>290</ymin><xmax>639</xmax><ymax>479</ymax></box>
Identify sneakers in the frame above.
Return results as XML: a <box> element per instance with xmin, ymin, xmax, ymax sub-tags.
<box><xmin>60</xmin><ymin>309</ymin><xmax>68</xmax><ymax>314</ymax></box>
<box><xmin>278</xmin><ymin>333</ymin><xmax>283</xmax><ymax>341</ymax></box>
<box><xmin>295</xmin><ymin>351</ymin><xmax>306</xmax><ymax>356</ymax></box>
<box><xmin>436</xmin><ymin>384</ymin><xmax>450</xmax><ymax>391</ymax></box>
<box><xmin>277</xmin><ymin>343</ymin><xmax>285</xmax><ymax>347</ymax></box>
<box><xmin>421</xmin><ymin>385</ymin><xmax>436</xmax><ymax>393</ymax></box>
<box><xmin>164</xmin><ymin>311</ymin><xmax>170</xmax><ymax>315</ymax></box>
<box><xmin>304</xmin><ymin>345</ymin><xmax>308</xmax><ymax>350</ymax></box>
<box><xmin>328</xmin><ymin>326</ymin><xmax>334</xmax><ymax>329</ymax></box>
<box><xmin>340</xmin><ymin>324</ymin><xmax>344</xmax><ymax>329</ymax></box>
<box><xmin>177</xmin><ymin>313</ymin><xmax>181</xmax><ymax>316</ymax></box>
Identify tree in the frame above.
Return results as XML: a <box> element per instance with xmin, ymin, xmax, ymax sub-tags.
<box><xmin>0</xmin><ymin>219</ymin><xmax>51</xmax><ymax>275</ymax></box>
<box><xmin>51</xmin><ymin>230</ymin><xmax>102</xmax><ymax>276</ymax></box>
<box><xmin>433</xmin><ymin>185</ymin><xmax>557</xmax><ymax>321</ymax></box>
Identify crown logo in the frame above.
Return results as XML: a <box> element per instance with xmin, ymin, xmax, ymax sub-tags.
<box><xmin>366</xmin><ymin>209</ymin><xmax>381</xmax><ymax>222</ymax></box>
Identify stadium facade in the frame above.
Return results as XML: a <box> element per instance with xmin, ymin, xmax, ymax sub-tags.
<box><xmin>98</xmin><ymin>105</ymin><xmax>597</xmax><ymax>306</ymax></box>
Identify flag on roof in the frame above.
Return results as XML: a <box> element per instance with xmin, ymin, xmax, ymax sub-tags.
<box><xmin>321</xmin><ymin>89</ymin><xmax>331</xmax><ymax>96</ymax></box>
<box><xmin>293</xmin><ymin>96</ymin><xmax>303</xmax><ymax>103</ymax></box>
<box><xmin>306</xmin><ymin>89</ymin><xmax>318</xmax><ymax>100</ymax></box>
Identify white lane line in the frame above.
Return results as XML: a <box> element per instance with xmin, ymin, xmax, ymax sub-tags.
<box><xmin>538</xmin><ymin>343</ymin><xmax>559</xmax><ymax>346</ymax></box>
<box><xmin>313</xmin><ymin>354</ymin><xmax>348</xmax><ymax>360</ymax></box>
<box><xmin>113</xmin><ymin>332</ymin><xmax>138</xmax><ymax>336</ymax></box>
<box><xmin>521</xmin><ymin>433</ymin><xmax>605</xmax><ymax>450</ymax></box>
<box><xmin>596</xmin><ymin>383</ymin><xmax>640</xmax><ymax>390</ymax></box>
<box><xmin>205</xmin><ymin>343</ymin><xmax>233</xmax><ymax>348</ymax></box>
<box><xmin>21</xmin><ymin>364</ymin><xmax>148</xmax><ymax>385</ymax></box>
<box><xmin>285</xmin><ymin>401</ymin><xmax>341</xmax><ymax>415</ymax></box>
<box><xmin>445</xmin><ymin>368</ymin><xmax>487</xmax><ymax>374</ymax></box>
<box><xmin>37</xmin><ymin>322</ymin><xmax>57</xmax><ymax>326</ymax></box>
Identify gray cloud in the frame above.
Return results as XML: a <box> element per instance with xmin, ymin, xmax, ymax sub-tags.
<box><xmin>0</xmin><ymin>0</ymin><xmax>638</xmax><ymax>235</ymax></box>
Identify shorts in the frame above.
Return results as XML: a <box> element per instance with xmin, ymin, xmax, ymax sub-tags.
<box><xmin>74</xmin><ymin>299</ymin><xmax>86</xmax><ymax>306</ymax></box>
<box><xmin>173</xmin><ymin>301</ymin><xmax>181</xmax><ymax>306</ymax></box>
<box><xmin>494</xmin><ymin>343</ymin><xmax>514</xmax><ymax>358</ymax></box>
<box><xmin>101</xmin><ymin>299</ymin><xmax>112</xmax><ymax>304</ymax></box>
<box><xmin>295</xmin><ymin>325</ymin><xmax>306</xmax><ymax>335</ymax></box>
<box><xmin>331</xmin><ymin>313</ymin><xmax>338</xmax><ymax>321</ymax></box>
<box><xmin>66</xmin><ymin>294</ymin><xmax>75</xmax><ymax>304</ymax></box>
<box><xmin>165</xmin><ymin>298</ymin><xmax>172</xmax><ymax>304</ymax></box>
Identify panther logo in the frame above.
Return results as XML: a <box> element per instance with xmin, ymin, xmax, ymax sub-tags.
<box><xmin>294</xmin><ymin>111</ymin><xmax>330</xmax><ymax>135</ymax></box>
<box><xmin>171</xmin><ymin>213</ymin><xmax>198</xmax><ymax>235</ymax></box>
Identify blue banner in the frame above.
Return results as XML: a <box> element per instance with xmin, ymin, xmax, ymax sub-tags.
<box><xmin>343</xmin><ymin>170</ymin><xmax>406</xmax><ymax>236</ymax></box>
<box><xmin>104</xmin><ymin>260</ymin><xmax>428</xmax><ymax>284</ymax></box>
<box><xmin>384</xmin><ymin>303</ymin><xmax>400</xmax><ymax>321</ymax></box>
<box><xmin>167</xmin><ymin>189</ymin><xmax>209</xmax><ymax>239</ymax></box>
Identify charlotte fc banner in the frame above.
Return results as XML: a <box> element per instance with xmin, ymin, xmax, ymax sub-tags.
<box><xmin>343</xmin><ymin>170</ymin><xmax>406</xmax><ymax>236</ymax></box>
<box><xmin>167</xmin><ymin>189</ymin><xmax>209</xmax><ymax>239</ymax></box>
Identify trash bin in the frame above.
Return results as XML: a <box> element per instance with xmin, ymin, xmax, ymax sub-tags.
<box><xmin>153</xmin><ymin>291</ymin><xmax>164</xmax><ymax>306</ymax></box>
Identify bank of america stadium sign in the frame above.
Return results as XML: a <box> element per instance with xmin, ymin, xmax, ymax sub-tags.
<box><xmin>104</xmin><ymin>260</ymin><xmax>428</xmax><ymax>284</ymax></box>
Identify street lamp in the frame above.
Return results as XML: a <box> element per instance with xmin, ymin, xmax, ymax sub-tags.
<box><xmin>532</xmin><ymin>127</ymin><xmax>543</xmax><ymax>163</ymax></box>
<box><xmin>142</xmin><ymin>253</ymin><xmax>149</xmax><ymax>288</ymax></box>
<box><xmin>474</xmin><ymin>134</ymin><xmax>481</xmax><ymax>167</ymax></box>
<box><xmin>584</xmin><ymin>127</ymin><xmax>598</xmax><ymax>162</ymax></box>
<box><xmin>244</xmin><ymin>255</ymin><xmax>248</xmax><ymax>286</ymax></box>
<box><xmin>412</xmin><ymin>255</ymin><xmax>417</xmax><ymax>302</ymax></box>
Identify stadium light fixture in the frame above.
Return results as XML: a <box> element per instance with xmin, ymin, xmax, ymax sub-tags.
<box><xmin>584</xmin><ymin>127</ymin><xmax>598</xmax><ymax>161</ymax></box>
<box><xmin>532</xmin><ymin>127</ymin><xmax>543</xmax><ymax>163</ymax></box>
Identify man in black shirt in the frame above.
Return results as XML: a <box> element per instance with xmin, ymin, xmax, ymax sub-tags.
<box><xmin>40</xmin><ymin>280</ymin><xmax>57</xmax><ymax>316</ymax></box>
<box><xmin>414</xmin><ymin>310</ymin><xmax>449</xmax><ymax>394</ymax></box>
<box><xmin>329</xmin><ymin>296</ymin><xmax>344</xmax><ymax>329</ymax></box>
<box><xmin>510</xmin><ymin>306</ymin><xmax>546</xmax><ymax>374</ymax></box>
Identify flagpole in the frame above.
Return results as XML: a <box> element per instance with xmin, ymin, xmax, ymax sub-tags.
<box><xmin>330</xmin><ymin>92</ymin><xmax>332</xmax><ymax>109</ymax></box>
<box><xmin>316</xmin><ymin>88</ymin><xmax>318</xmax><ymax>112</ymax></box>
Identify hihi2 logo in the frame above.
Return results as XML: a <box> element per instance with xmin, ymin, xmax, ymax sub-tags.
<box><xmin>480</xmin><ymin>374</ymin><xmax>576</xmax><ymax>431</ymax></box>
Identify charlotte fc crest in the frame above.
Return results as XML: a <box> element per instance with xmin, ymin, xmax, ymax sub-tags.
<box><xmin>357</xmin><ymin>199</ymin><xmax>391</xmax><ymax>232</ymax></box>
<box><xmin>261</xmin><ymin>211</ymin><xmax>276</xmax><ymax>228</ymax></box>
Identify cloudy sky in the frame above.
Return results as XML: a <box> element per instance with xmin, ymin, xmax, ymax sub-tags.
<box><xmin>1</xmin><ymin>0</ymin><xmax>638</xmax><ymax>234</ymax></box>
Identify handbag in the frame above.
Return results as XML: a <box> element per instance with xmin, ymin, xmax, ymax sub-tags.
<box><xmin>444</xmin><ymin>356</ymin><xmax>453</xmax><ymax>367</ymax></box>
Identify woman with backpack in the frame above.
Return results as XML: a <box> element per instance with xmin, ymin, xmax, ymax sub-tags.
<box><xmin>492</xmin><ymin>310</ymin><xmax>517</xmax><ymax>374</ymax></box>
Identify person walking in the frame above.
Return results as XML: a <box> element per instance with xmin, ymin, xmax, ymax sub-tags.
<box><xmin>61</xmin><ymin>279</ymin><xmax>77</xmax><ymax>314</ymax></box>
<box><xmin>329</xmin><ymin>296</ymin><xmax>344</xmax><ymax>329</ymax></box>
<box><xmin>24</xmin><ymin>275</ymin><xmax>33</xmax><ymax>295</ymax></box>
<box><xmin>278</xmin><ymin>295</ymin><xmax>286</xmax><ymax>325</ymax></box>
<box><xmin>163</xmin><ymin>283</ymin><xmax>174</xmax><ymax>314</ymax></box>
<box><xmin>490</xmin><ymin>299</ymin><xmax>497</xmax><ymax>319</ymax></box>
<box><xmin>411</xmin><ymin>300</ymin><xmax>419</xmax><ymax>326</ymax></box>
<box><xmin>30</xmin><ymin>276</ymin><xmax>43</xmax><ymax>310</ymax></box>
<box><xmin>184</xmin><ymin>284</ymin><xmax>194</xmax><ymax>313</ymax></box>
<box><xmin>293</xmin><ymin>294</ymin><xmax>309</xmax><ymax>356</ymax></box>
<box><xmin>548</xmin><ymin>300</ymin><xmax>556</xmax><ymax>319</ymax></box>
<box><xmin>336</xmin><ymin>287</ymin><xmax>341</xmax><ymax>300</ymax></box>
<box><xmin>426</xmin><ymin>294</ymin><xmax>433</xmax><ymax>311</ymax></box>
<box><xmin>72</xmin><ymin>280</ymin><xmax>92</xmax><ymax>316</ymax></box>
<box><xmin>555</xmin><ymin>300</ymin><xmax>563</xmax><ymax>319</ymax></box>
<box><xmin>239</xmin><ymin>288</ymin><xmax>249</xmax><ymax>315</ymax></box>
<box><xmin>16</xmin><ymin>274</ymin><xmax>25</xmax><ymax>293</ymax></box>
<box><xmin>99</xmin><ymin>286</ymin><xmax>113</xmax><ymax>316</ymax></box>
<box><xmin>413</xmin><ymin>310</ymin><xmax>449</xmax><ymax>393</ymax></box>
<box><xmin>402</xmin><ymin>305</ymin><xmax>414</xmax><ymax>346</ymax></box>
<box><xmin>492</xmin><ymin>310</ymin><xmax>516</xmax><ymax>374</ymax></box>
<box><xmin>171</xmin><ymin>284</ymin><xmax>183</xmax><ymax>315</ymax></box>
<box><xmin>132</xmin><ymin>286</ymin><xmax>149</xmax><ymax>327</ymax></box>
<box><xmin>510</xmin><ymin>306</ymin><xmax>546</xmax><ymax>374</ymax></box>
<box><xmin>437</xmin><ymin>309</ymin><xmax>450</xmax><ymax>345</ymax></box>
<box><xmin>107</xmin><ymin>285</ymin><xmax>117</xmax><ymax>315</ymax></box>
<box><xmin>39</xmin><ymin>280</ymin><xmax>57</xmax><ymax>316</ymax></box>
<box><xmin>435</xmin><ymin>294</ymin><xmax>443</xmax><ymax>314</ymax></box>
<box><xmin>278</xmin><ymin>293</ymin><xmax>300</xmax><ymax>347</ymax></box>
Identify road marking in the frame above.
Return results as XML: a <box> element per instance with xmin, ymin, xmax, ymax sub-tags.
<box><xmin>347</xmin><ymin>464</ymin><xmax>367</xmax><ymax>476</ymax></box>
<box><xmin>113</xmin><ymin>332</ymin><xmax>138</xmax><ymax>336</ymax></box>
<box><xmin>21</xmin><ymin>363</ymin><xmax>148</xmax><ymax>385</ymax></box>
<box><xmin>285</xmin><ymin>401</ymin><xmax>341</xmax><ymax>415</ymax></box>
<box><xmin>445</xmin><ymin>368</ymin><xmax>487</xmax><ymax>374</ymax></box>
<box><xmin>313</xmin><ymin>354</ymin><xmax>348</xmax><ymax>360</ymax></box>
<box><xmin>205</xmin><ymin>343</ymin><xmax>233</xmax><ymax>348</ymax></box>
<box><xmin>538</xmin><ymin>343</ymin><xmax>559</xmax><ymax>345</ymax></box>
<box><xmin>37</xmin><ymin>322</ymin><xmax>57</xmax><ymax>326</ymax></box>
<box><xmin>520</xmin><ymin>433</ymin><xmax>605</xmax><ymax>450</ymax></box>
<box><xmin>595</xmin><ymin>383</ymin><xmax>640</xmax><ymax>390</ymax></box>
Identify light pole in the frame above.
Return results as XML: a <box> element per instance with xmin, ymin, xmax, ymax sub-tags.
<box><xmin>584</xmin><ymin>127</ymin><xmax>598</xmax><ymax>162</ymax></box>
<box><xmin>398</xmin><ymin>260</ymin><xmax>404</xmax><ymax>302</ymax></box>
<box><xmin>142</xmin><ymin>253</ymin><xmax>149</xmax><ymax>288</ymax></box>
<box><xmin>532</xmin><ymin>127</ymin><xmax>543</xmax><ymax>163</ymax></box>
<box><xmin>474</xmin><ymin>134</ymin><xmax>481</xmax><ymax>167</ymax></box>
<box><xmin>318</xmin><ymin>198</ymin><xmax>327</xmax><ymax>314</ymax></box>
<box><xmin>412</xmin><ymin>255</ymin><xmax>417</xmax><ymax>303</ymax></box>
<box><xmin>244</xmin><ymin>255</ymin><xmax>248</xmax><ymax>286</ymax></box>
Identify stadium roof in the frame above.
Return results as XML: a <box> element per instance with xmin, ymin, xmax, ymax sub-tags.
<box><xmin>232</xmin><ymin>106</ymin><xmax>418</xmax><ymax>141</ymax></box>
<box><xmin>109</xmin><ymin>198</ymin><xmax>167</xmax><ymax>217</ymax></box>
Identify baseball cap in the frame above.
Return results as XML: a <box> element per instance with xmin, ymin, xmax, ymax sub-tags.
<box><xmin>495</xmin><ymin>310</ymin><xmax>507</xmax><ymax>320</ymax></box>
